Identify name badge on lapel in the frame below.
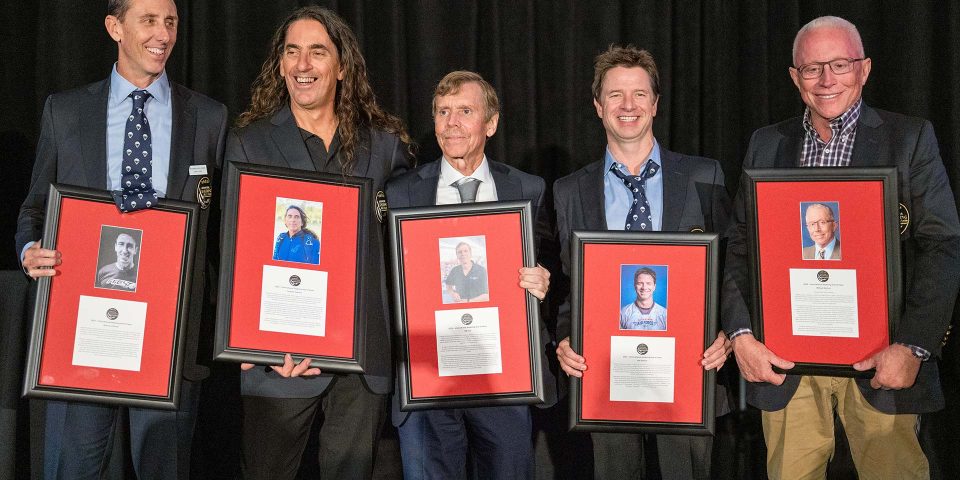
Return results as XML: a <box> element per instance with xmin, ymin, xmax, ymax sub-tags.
<box><xmin>197</xmin><ymin>176</ymin><xmax>212</xmax><ymax>210</ymax></box>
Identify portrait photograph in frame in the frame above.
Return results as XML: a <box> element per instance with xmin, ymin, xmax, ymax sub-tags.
<box><xmin>23</xmin><ymin>184</ymin><xmax>198</xmax><ymax>409</ymax></box>
<box><xmin>214</xmin><ymin>162</ymin><xmax>371</xmax><ymax>373</ymax></box>
<box><xmin>569</xmin><ymin>231</ymin><xmax>718</xmax><ymax>435</ymax></box>
<box><xmin>388</xmin><ymin>201</ymin><xmax>545</xmax><ymax>411</ymax></box>
<box><xmin>743</xmin><ymin>167</ymin><xmax>901</xmax><ymax>377</ymax></box>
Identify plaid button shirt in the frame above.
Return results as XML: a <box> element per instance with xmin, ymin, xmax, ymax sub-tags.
<box><xmin>799</xmin><ymin>98</ymin><xmax>862</xmax><ymax>167</ymax></box>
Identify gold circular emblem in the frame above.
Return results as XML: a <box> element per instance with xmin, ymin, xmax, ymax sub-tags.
<box><xmin>196</xmin><ymin>176</ymin><xmax>212</xmax><ymax>210</ymax></box>
<box><xmin>376</xmin><ymin>190</ymin><xmax>388</xmax><ymax>223</ymax></box>
<box><xmin>898</xmin><ymin>203</ymin><xmax>909</xmax><ymax>235</ymax></box>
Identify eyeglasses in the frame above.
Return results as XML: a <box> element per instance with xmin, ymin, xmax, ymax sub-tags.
<box><xmin>794</xmin><ymin>58</ymin><xmax>864</xmax><ymax>80</ymax></box>
<box><xmin>805</xmin><ymin>220</ymin><xmax>835</xmax><ymax>229</ymax></box>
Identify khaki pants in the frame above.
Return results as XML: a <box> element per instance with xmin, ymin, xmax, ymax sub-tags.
<box><xmin>762</xmin><ymin>376</ymin><xmax>928</xmax><ymax>480</ymax></box>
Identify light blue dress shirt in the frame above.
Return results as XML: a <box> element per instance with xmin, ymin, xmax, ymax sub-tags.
<box><xmin>106</xmin><ymin>64</ymin><xmax>171</xmax><ymax>196</ymax></box>
<box><xmin>22</xmin><ymin>67</ymin><xmax>174</xmax><ymax>263</ymax></box>
<box><xmin>603</xmin><ymin>139</ymin><xmax>663</xmax><ymax>231</ymax></box>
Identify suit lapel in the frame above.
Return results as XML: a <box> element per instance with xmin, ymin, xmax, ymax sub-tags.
<box><xmin>166</xmin><ymin>84</ymin><xmax>196</xmax><ymax>200</ymax></box>
<box><xmin>81</xmin><ymin>80</ymin><xmax>109</xmax><ymax>189</ymax></box>
<box><xmin>775</xmin><ymin>121</ymin><xmax>804</xmax><ymax>168</ymax></box>
<box><xmin>850</xmin><ymin>105</ymin><xmax>883</xmax><ymax>167</ymax></box>
<box><xmin>659</xmin><ymin>151</ymin><xmax>687</xmax><ymax>231</ymax></box>
<box><xmin>411</xmin><ymin>160</ymin><xmax>441</xmax><ymax>206</ymax></box>
<box><xmin>577</xmin><ymin>161</ymin><xmax>606</xmax><ymax>230</ymax></box>
<box><xmin>270</xmin><ymin>107</ymin><xmax>315</xmax><ymax>170</ymax></box>
<box><xmin>490</xmin><ymin>160</ymin><xmax>522</xmax><ymax>201</ymax></box>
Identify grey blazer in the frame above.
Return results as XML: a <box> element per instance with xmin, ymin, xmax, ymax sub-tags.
<box><xmin>385</xmin><ymin>158</ymin><xmax>557</xmax><ymax>425</ymax></box>
<box><xmin>721</xmin><ymin>104</ymin><xmax>960</xmax><ymax>414</ymax></box>
<box><xmin>16</xmin><ymin>77</ymin><xmax>228</xmax><ymax>382</ymax></box>
<box><xmin>226</xmin><ymin>106</ymin><xmax>409</xmax><ymax>397</ymax></box>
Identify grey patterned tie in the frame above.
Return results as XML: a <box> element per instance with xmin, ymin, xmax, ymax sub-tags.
<box><xmin>453</xmin><ymin>177</ymin><xmax>481</xmax><ymax>203</ymax></box>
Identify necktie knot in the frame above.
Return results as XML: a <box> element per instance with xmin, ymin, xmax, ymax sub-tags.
<box><xmin>453</xmin><ymin>177</ymin><xmax>481</xmax><ymax>203</ymax></box>
<box><xmin>129</xmin><ymin>90</ymin><xmax>151</xmax><ymax>108</ymax></box>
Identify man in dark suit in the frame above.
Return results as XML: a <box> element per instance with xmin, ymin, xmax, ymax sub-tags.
<box><xmin>722</xmin><ymin>16</ymin><xmax>960</xmax><ymax>479</ymax></box>
<box><xmin>225</xmin><ymin>6</ymin><xmax>411</xmax><ymax>479</ymax></box>
<box><xmin>553</xmin><ymin>46</ymin><xmax>731</xmax><ymax>480</ymax></box>
<box><xmin>16</xmin><ymin>0</ymin><xmax>227</xmax><ymax>478</ymax></box>
<box><xmin>386</xmin><ymin>70</ymin><xmax>552</xmax><ymax>479</ymax></box>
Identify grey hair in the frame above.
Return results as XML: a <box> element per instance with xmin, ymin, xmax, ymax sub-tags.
<box><xmin>792</xmin><ymin>16</ymin><xmax>864</xmax><ymax>66</ymax></box>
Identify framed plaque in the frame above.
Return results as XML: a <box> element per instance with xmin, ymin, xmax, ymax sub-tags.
<box><xmin>23</xmin><ymin>184</ymin><xmax>198</xmax><ymax>409</ymax></box>
<box><xmin>214</xmin><ymin>162</ymin><xmax>371</xmax><ymax>373</ymax></box>
<box><xmin>743</xmin><ymin>168</ymin><xmax>901</xmax><ymax>377</ymax></box>
<box><xmin>569</xmin><ymin>231</ymin><xmax>718</xmax><ymax>434</ymax></box>
<box><xmin>388</xmin><ymin>201</ymin><xmax>545</xmax><ymax>410</ymax></box>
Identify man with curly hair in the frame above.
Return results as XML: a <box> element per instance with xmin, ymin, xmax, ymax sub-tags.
<box><xmin>226</xmin><ymin>6</ymin><xmax>412</xmax><ymax>479</ymax></box>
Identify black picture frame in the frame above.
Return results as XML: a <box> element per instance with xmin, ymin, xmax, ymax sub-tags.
<box><xmin>214</xmin><ymin>161</ymin><xmax>372</xmax><ymax>373</ymax></box>
<box><xmin>569</xmin><ymin>231</ymin><xmax>718</xmax><ymax>435</ymax></box>
<box><xmin>23</xmin><ymin>184</ymin><xmax>198</xmax><ymax>410</ymax></box>
<box><xmin>388</xmin><ymin>201</ymin><xmax>545</xmax><ymax>410</ymax></box>
<box><xmin>743</xmin><ymin>167</ymin><xmax>901</xmax><ymax>377</ymax></box>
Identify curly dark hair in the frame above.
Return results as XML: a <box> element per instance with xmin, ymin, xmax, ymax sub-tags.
<box><xmin>236</xmin><ymin>6</ymin><xmax>411</xmax><ymax>173</ymax></box>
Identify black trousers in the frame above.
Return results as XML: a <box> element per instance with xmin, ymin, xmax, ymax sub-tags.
<box><xmin>240</xmin><ymin>374</ymin><xmax>386</xmax><ymax>480</ymax></box>
<box><xmin>592</xmin><ymin>432</ymin><xmax>713</xmax><ymax>480</ymax></box>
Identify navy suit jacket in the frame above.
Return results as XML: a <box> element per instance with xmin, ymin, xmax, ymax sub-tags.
<box><xmin>385</xmin><ymin>158</ymin><xmax>557</xmax><ymax>425</ymax></box>
<box><xmin>226</xmin><ymin>106</ymin><xmax>410</xmax><ymax>397</ymax></box>
<box><xmin>16</xmin><ymin>77</ymin><xmax>228</xmax><ymax>382</ymax></box>
<box><xmin>721</xmin><ymin>104</ymin><xmax>960</xmax><ymax>414</ymax></box>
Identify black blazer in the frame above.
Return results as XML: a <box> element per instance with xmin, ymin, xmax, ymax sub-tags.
<box><xmin>226</xmin><ymin>106</ymin><xmax>410</xmax><ymax>397</ymax></box>
<box><xmin>721</xmin><ymin>104</ymin><xmax>960</xmax><ymax>414</ymax></box>
<box><xmin>553</xmin><ymin>148</ymin><xmax>731</xmax><ymax>340</ymax></box>
<box><xmin>16</xmin><ymin>77</ymin><xmax>228</xmax><ymax>382</ymax></box>
<box><xmin>385</xmin><ymin>158</ymin><xmax>557</xmax><ymax>424</ymax></box>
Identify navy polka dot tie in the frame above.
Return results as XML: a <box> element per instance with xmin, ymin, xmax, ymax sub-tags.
<box><xmin>112</xmin><ymin>90</ymin><xmax>158</xmax><ymax>212</ymax></box>
<box><xmin>609</xmin><ymin>160</ymin><xmax>659</xmax><ymax>231</ymax></box>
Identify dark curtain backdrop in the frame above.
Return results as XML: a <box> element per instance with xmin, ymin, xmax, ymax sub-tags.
<box><xmin>2</xmin><ymin>1</ymin><xmax>960</xmax><ymax>478</ymax></box>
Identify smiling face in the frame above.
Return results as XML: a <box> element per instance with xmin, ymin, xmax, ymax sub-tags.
<box><xmin>105</xmin><ymin>0</ymin><xmax>178</xmax><ymax>88</ymax></box>
<box><xmin>284</xmin><ymin>207</ymin><xmax>304</xmax><ymax>235</ymax></box>
<box><xmin>790</xmin><ymin>26</ymin><xmax>871</xmax><ymax>135</ymax></box>
<box><xmin>114</xmin><ymin>233</ymin><xmax>139</xmax><ymax>269</ymax></box>
<box><xmin>434</xmin><ymin>81</ymin><xmax>499</xmax><ymax>166</ymax></box>
<box><xmin>805</xmin><ymin>204</ymin><xmax>838</xmax><ymax>248</ymax></box>
<box><xmin>594</xmin><ymin>66</ymin><xmax>659</xmax><ymax>149</ymax></box>
<box><xmin>455</xmin><ymin>243</ymin><xmax>473</xmax><ymax>265</ymax></box>
<box><xmin>634</xmin><ymin>272</ymin><xmax>656</xmax><ymax>305</ymax></box>
<box><xmin>279</xmin><ymin>19</ymin><xmax>344</xmax><ymax>114</ymax></box>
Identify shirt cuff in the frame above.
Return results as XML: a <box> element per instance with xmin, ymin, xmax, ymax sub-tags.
<box><xmin>896</xmin><ymin>342</ymin><xmax>931</xmax><ymax>361</ymax></box>
<box><xmin>20</xmin><ymin>241</ymin><xmax>36</xmax><ymax>276</ymax></box>
<box><xmin>728</xmin><ymin>328</ymin><xmax>754</xmax><ymax>340</ymax></box>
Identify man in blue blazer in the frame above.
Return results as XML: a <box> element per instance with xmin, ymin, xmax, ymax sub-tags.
<box><xmin>16</xmin><ymin>0</ymin><xmax>227</xmax><ymax>478</ymax></box>
<box><xmin>722</xmin><ymin>16</ymin><xmax>960</xmax><ymax>479</ymax></box>
<box><xmin>386</xmin><ymin>70</ymin><xmax>552</xmax><ymax>480</ymax></box>
<box><xmin>553</xmin><ymin>46</ymin><xmax>732</xmax><ymax>480</ymax></box>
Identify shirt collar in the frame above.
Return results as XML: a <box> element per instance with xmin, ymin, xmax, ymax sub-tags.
<box><xmin>603</xmin><ymin>138</ymin><xmax>662</xmax><ymax>176</ymax></box>
<box><xmin>109</xmin><ymin>63</ymin><xmax>171</xmax><ymax>107</ymax></box>
<box><xmin>439</xmin><ymin>155</ymin><xmax>494</xmax><ymax>186</ymax></box>
<box><xmin>802</xmin><ymin>98</ymin><xmax>862</xmax><ymax>140</ymax></box>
